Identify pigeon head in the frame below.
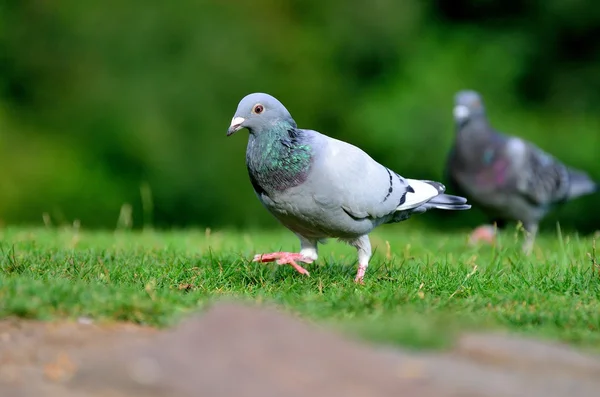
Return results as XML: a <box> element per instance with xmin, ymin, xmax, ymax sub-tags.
<box><xmin>453</xmin><ymin>90</ymin><xmax>485</xmax><ymax>123</ymax></box>
<box><xmin>227</xmin><ymin>93</ymin><xmax>297</xmax><ymax>136</ymax></box>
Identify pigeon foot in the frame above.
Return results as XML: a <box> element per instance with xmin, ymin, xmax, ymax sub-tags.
<box><xmin>252</xmin><ymin>252</ymin><xmax>312</xmax><ymax>276</ymax></box>
<box><xmin>469</xmin><ymin>224</ymin><xmax>497</xmax><ymax>245</ymax></box>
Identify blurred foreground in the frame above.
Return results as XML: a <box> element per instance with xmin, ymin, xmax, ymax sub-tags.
<box><xmin>2</xmin><ymin>302</ymin><xmax>600</xmax><ymax>397</ymax></box>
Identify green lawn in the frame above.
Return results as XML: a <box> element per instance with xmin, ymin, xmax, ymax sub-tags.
<box><xmin>0</xmin><ymin>225</ymin><xmax>599</xmax><ymax>351</ymax></box>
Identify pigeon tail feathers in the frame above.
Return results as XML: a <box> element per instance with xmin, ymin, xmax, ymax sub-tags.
<box><xmin>421</xmin><ymin>194</ymin><xmax>472</xmax><ymax>211</ymax></box>
<box><xmin>567</xmin><ymin>168</ymin><xmax>598</xmax><ymax>200</ymax></box>
<box><xmin>396</xmin><ymin>179</ymin><xmax>471</xmax><ymax>212</ymax></box>
<box><xmin>396</xmin><ymin>179</ymin><xmax>443</xmax><ymax>211</ymax></box>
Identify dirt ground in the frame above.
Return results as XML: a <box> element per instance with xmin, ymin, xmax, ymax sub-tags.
<box><xmin>1</xmin><ymin>302</ymin><xmax>600</xmax><ymax>397</ymax></box>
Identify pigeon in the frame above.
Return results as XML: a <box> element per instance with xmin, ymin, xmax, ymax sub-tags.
<box><xmin>445</xmin><ymin>90</ymin><xmax>598</xmax><ymax>253</ymax></box>
<box><xmin>227</xmin><ymin>92</ymin><xmax>471</xmax><ymax>283</ymax></box>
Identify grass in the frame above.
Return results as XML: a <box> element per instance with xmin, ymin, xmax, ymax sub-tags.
<box><xmin>0</xmin><ymin>224</ymin><xmax>599</xmax><ymax>351</ymax></box>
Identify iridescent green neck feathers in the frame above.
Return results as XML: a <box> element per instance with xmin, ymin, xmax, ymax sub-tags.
<box><xmin>246</xmin><ymin>121</ymin><xmax>313</xmax><ymax>195</ymax></box>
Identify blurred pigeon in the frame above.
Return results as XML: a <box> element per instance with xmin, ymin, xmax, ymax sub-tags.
<box><xmin>446</xmin><ymin>90</ymin><xmax>598</xmax><ymax>253</ymax></box>
<box><xmin>227</xmin><ymin>93</ymin><xmax>471</xmax><ymax>283</ymax></box>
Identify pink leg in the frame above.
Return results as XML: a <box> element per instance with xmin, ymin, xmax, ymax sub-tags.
<box><xmin>354</xmin><ymin>264</ymin><xmax>367</xmax><ymax>284</ymax></box>
<box><xmin>469</xmin><ymin>224</ymin><xmax>497</xmax><ymax>245</ymax></box>
<box><xmin>252</xmin><ymin>252</ymin><xmax>313</xmax><ymax>276</ymax></box>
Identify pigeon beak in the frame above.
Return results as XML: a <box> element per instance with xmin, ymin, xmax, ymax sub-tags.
<box><xmin>227</xmin><ymin>117</ymin><xmax>245</xmax><ymax>136</ymax></box>
<box><xmin>453</xmin><ymin>105</ymin><xmax>470</xmax><ymax>120</ymax></box>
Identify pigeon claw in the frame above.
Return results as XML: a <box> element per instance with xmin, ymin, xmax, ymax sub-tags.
<box><xmin>252</xmin><ymin>252</ymin><xmax>312</xmax><ymax>276</ymax></box>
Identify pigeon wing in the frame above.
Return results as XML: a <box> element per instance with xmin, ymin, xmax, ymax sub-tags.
<box><xmin>504</xmin><ymin>137</ymin><xmax>570</xmax><ymax>207</ymax></box>
<box><xmin>309</xmin><ymin>132</ymin><xmax>439</xmax><ymax>220</ymax></box>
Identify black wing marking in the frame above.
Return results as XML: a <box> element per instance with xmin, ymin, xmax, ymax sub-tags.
<box><xmin>382</xmin><ymin>168</ymin><xmax>394</xmax><ymax>202</ymax></box>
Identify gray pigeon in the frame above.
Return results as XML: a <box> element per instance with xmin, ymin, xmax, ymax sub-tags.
<box><xmin>227</xmin><ymin>92</ymin><xmax>471</xmax><ymax>283</ymax></box>
<box><xmin>446</xmin><ymin>90</ymin><xmax>598</xmax><ymax>253</ymax></box>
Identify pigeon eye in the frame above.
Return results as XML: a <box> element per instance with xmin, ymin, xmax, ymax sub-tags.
<box><xmin>253</xmin><ymin>104</ymin><xmax>264</xmax><ymax>114</ymax></box>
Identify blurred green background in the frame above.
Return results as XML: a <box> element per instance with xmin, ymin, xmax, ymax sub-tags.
<box><xmin>0</xmin><ymin>0</ymin><xmax>598</xmax><ymax>232</ymax></box>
